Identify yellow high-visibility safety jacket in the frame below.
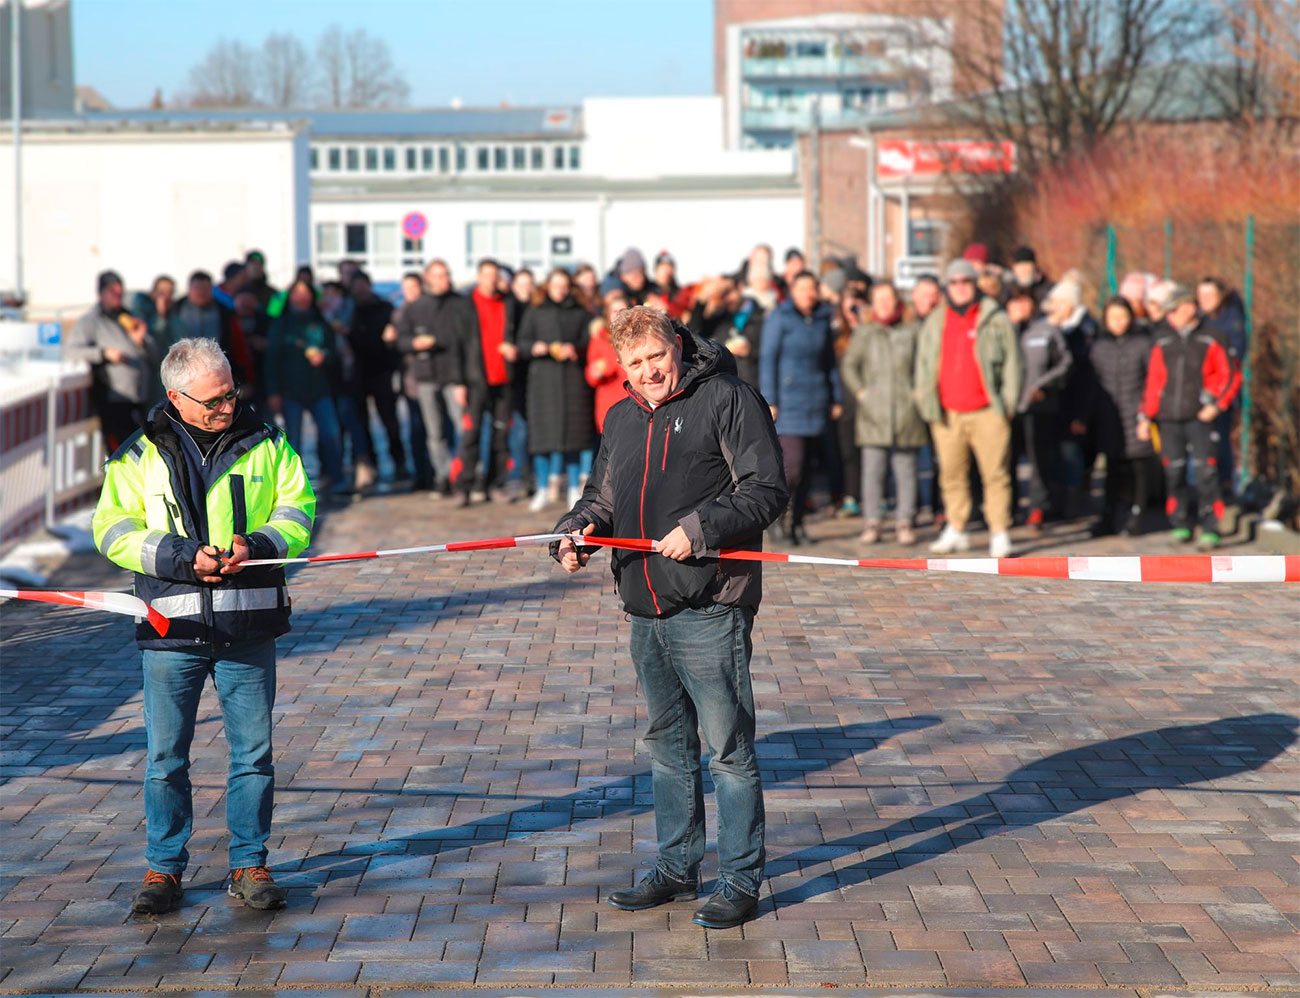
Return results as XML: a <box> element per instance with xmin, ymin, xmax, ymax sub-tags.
<box><xmin>93</xmin><ymin>403</ymin><xmax>315</xmax><ymax>649</ymax></box>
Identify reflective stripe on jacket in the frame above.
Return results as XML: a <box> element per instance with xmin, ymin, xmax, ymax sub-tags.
<box><xmin>92</xmin><ymin>403</ymin><xmax>315</xmax><ymax>650</ymax></box>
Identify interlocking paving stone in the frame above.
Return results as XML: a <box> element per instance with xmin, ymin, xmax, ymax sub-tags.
<box><xmin>2</xmin><ymin>493</ymin><xmax>1298</xmax><ymax>995</ymax></box>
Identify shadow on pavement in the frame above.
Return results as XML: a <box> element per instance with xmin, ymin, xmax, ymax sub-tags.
<box><xmin>766</xmin><ymin>712</ymin><xmax>1299</xmax><ymax>910</ymax></box>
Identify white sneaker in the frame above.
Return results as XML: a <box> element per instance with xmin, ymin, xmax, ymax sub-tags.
<box><xmin>929</xmin><ymin>526</ymin><xmax>971</xmax><ymax>554</ymax></box>
<box><xmin>989</xmin><ymin>531</ymin><xmax>1012</xmax><ymax>558</ymax></box>
<box><xmin>528</xmin><ymin>489</ymin><xmax>548</xmax><ymax>512</ymax></box>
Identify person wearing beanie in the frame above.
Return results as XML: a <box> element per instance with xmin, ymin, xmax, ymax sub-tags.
<box><xmin>605</xmin><ymin>247</ymin><xmax>661</xmax><ymax>307</ymax></box>
<box><xmin>1010</xmin><ymin>245</ymin><xmax>1051</xmax><ymax>304</ymax></box>
<box><xmin>1014</xmin><ymin>281</ymin><xmax>1077</xmax><ymax>529</ymax></box>
<box><xmin>1119</xmin><ymin>271</ymin><xmax>1155</xmax><ymax>322</ymax></box>
<box><xmin>962</xmin><ymin>243</ymin><xmax>989</xmax><ymax>266</ymax></box>
<box><xmin>1138</xmin><ymin>285</ymin><xmax>1238</xmax><ymax>549</ymax></box>
<box><xmin>912</xmin><ymin>258</ymin><xmax>1023</xmax><ymax>558</ymax></box>
<box><xmin>66</xmin><ymin>270</ymin><xmax>162</xmax><ymax>452</ymax></box>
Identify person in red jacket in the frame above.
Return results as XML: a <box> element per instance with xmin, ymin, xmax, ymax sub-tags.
<box><xmin>1137</xmin><ymin>285</ymin><xmax>1237</xmax><ymax>548</ymax></box>
<box><xmin>586</xmin><ymin>290</ymin><xmax>629</xmax><ymax>437</ymax></box>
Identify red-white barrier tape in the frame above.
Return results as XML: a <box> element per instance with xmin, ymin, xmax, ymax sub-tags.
<box><xmin>0</xmin><ymin>588</ymin><xmax>171</xmax><ymax>635</ymax></box>
<box><xmin>240</xmin><ymin>532</ymin><xmax>569</xmax><ymax>567</ymax></box>
<box><xmin>239</xmin><ymin>528</ymin><xmax>1298</xmax><ymax>584</ymax></box>
<box><xmin>581</xmin><ymin>536</ymin><xmax>1299</xmax><ymax>584</ymax></box>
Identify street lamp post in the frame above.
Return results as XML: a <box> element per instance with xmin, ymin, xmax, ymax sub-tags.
<box><xmin>10</xmin><ymin>0</ymin><xmax>22</xmax><ymax>312</ymax></box>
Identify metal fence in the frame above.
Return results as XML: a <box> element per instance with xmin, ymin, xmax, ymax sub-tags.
<box><xmin>0</xmin><ymin>326</ymin><xmax>104</xmax><ymax>552</ymax></box>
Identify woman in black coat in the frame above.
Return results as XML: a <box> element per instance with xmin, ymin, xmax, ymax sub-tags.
<box><xmin>517</xmin><ymin>268</ymin><xmax>595</xmax><ymax>510</ymax></box>
<box><xmin>1085</xmin><ymin>297</ymin><xmax>1154</xmax><ymax>536</ymax></box>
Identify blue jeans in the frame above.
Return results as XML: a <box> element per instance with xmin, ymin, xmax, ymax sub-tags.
<box><xmin>141</xmin><ymin>640</ymin><xmax>277</xmax><ymax>873</ymax></box>
<box><xmin>531</xmin><ymin>450</ymin><xmax>594</xmax><ymax>491</ymax></box>
<box><xmin>629</xmin><ymin>604</ymin><xmax>764</xmax><ymax>896</ymax></box>
<box><xmin>281</xmin><ymin>396</ymin><xmax>344</xmax><ymax>485</ymax></box>
<box><xmin>508</xmin><ymin>408</ymin><xmax>529</xmax><ymax>484</ymax></box>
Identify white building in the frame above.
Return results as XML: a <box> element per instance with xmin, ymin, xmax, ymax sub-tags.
<box><xmin>3</xmin><ymin>96</ymin><xmax>802</xmax><ymax>314</ymax></box>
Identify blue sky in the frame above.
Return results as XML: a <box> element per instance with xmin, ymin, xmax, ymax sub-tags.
<box><xmin>74</xmin><ymin>0</ymin><xmax>715</xmax><ymax>108</ymax></box>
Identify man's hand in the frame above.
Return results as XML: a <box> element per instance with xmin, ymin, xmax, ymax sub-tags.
<box><xmin>124</xmin><ymin>316</ymin><xmax>148</xmax><ymax>346</ymax></box>
<box><xmin>725</xmin><ymin>336</ymin><xmax>751</xmax><ymax>358</ymax></box>
<box><xmin>558</xmin><ymin>523</ymin><xmax>596</xmax><ymax>574</ymax></box>
<box><xmin>1030</xmin><ymin>388</ymin><xmax>1046</xmax><ymax>404</ymax></box>
<box><xmin>1070</xmin><ymin>419</ymin><xmax>1087</xmax><ymax>436</ymax></box>
<box><xmin>305</xmin><ymin>346</ymin><xmax>325</xmax><ymax>367</ymax></box>
<box><xmin>531</xmin><ymin>340</ymin><xmax>549</xmax><ymax>358</ymax></box>
<box><xmin>219</xmin><ymin>535</ymin><xmax>251</xmax><ymax>575</ymax></box>
<box><xmin>1198</xmin><ymin>403</ymin><xmax>1219</xmax><ymax>423</ymax></box>
<box><xmin>499</xmin><ymin>342</ymin><xmax>519</xmax><ymax>362</ymax></box>
<box><xmin>657</xmin><ymin>525</ymin><xmax>693</xmax><ymax>562</ymax></box>
<box><xmin>830</xmin><ymin>403</ymin><xmax>843</xmax><ymax>421</ymax></box>
<box><xmin>193</xmin><ymin>545</ymin><xmax>223</xmax><ymax>583</ymax></box>
<box><xmin>413</xmin><ymin>334</ymin><xmax>436</xmax><ymax>351</ymax></box>
<box><xmin>382</xmin><ymin>324</ymin><xmax>399</xmax><ymax>344</ymax></box>
<box><xmin>1136</xmin><ymin>417</ymin><xmax>1151</xmax><ymax>442</ymax></box>
<box><xmin>769</xmin><ymin>405</ymin><xmax>779</xmax><ymax>422</ymax></box>
<box><xmin>103</xmin><ymin>347</ymin><xmax>125</xmax><ymax>363</ymax></box>
<box><xmin>453</xmin><ymin>384</ymin><xmax>468</xmax><ymax>410</ymax></box>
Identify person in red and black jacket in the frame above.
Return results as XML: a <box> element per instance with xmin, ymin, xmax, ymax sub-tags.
<box><xmin>457</xmin><ymin>257</ymin><xmax>519</xmax><ymax>504</ymax></box>
<box><xmin>1137</xmin><ymin>285</ymin><xmax>1238</xmax><ymax>548</ymax></box>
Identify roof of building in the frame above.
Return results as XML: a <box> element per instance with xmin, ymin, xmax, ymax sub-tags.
<box><xmin>77</xmin><ymin>105</ymin><xmax>584</xmax><ymax>139</ymax></box>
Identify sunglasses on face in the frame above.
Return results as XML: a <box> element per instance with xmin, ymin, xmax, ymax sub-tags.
<box><xmin>948</xmin><ymin>277</ymin><xmax>975</xmax><ymax>286</ymax></box>
<box><xmin>179</xmin><ymin>387</ymin><xmax>239</xmax><ymax>410</ymax></box>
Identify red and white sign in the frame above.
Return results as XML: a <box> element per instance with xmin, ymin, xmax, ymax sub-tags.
<box><xmin>401</xmin><ymin>211</ymin><xmax>428</xmax><ymax>241</ymax></box>
<box><xmin>877</xmin><ymin>139</ymin><xmax>1016</xmax><ymax>179</ymax></box>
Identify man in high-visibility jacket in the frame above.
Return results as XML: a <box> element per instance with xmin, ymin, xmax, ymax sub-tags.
<box><xmin>93</xmin><ymin>337</ymin><xmax>315</xmax><ymax>915</ymax></box>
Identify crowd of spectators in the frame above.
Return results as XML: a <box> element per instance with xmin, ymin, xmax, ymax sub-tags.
<box><xmin>66</xmin><ymin>240</ymin><xmax>1248</xmax><ymax>553</ymax></box>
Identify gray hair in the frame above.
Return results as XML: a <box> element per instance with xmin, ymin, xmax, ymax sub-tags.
<box><xmin>160</xmin><ymin>337</ymin><xmax>231</xmax><ymax>393</ymax></box>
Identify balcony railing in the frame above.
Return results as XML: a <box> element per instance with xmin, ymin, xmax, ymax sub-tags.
<box><xmin>742</xmin><ymin>54</ymin><xmax>899</xmax><ymax>80</ymax></box>
<box><xmin>741</xmin><ymin>106</ymin><xmax>876</xmax><ymax>131</ymax></box>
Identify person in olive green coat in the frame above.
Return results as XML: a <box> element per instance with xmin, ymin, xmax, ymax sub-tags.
<box><xmin>841</xmin><ymin>282</ymin><xmax>928</xmax><ymax>545</ymax></box>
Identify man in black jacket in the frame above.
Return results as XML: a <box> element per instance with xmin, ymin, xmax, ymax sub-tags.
<box><xmin>392</xmin><ymin>260</ymin><xmax>474</xmax><ymax>494</ymax></box>
<box><xmin>553</xmin><ymin>307</ymin><xmax>787</xmax><ymax>929</ymax></box>
<box><xmin>348</xmin><ymin>271</ymin><xmax>406</xmax><ymax>488</ymax></box>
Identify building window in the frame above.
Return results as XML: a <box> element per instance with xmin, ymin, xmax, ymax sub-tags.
<box><xmin>383</xmin><ymin>147</ymin><xmax>397</xmax><ymax>171</ymax></box>
<box><xmin>456</xmin><ymin>146</ymin><xmax>467</xmax><ymax>171</ymax></box>
<box><xmin>345</xmin><ymin>224</ymin><xmax>368</xmax><ymax>254</ymax></box>
<box><xmin>316</xmin><ymin>222</ymin><xmax>340</xmax><ymax>255</ymax></box>
<box><xmin>310</xmin><ymin>147</ymin><xmax>319</xmax><ymax>170</ymax></box>
<box><xmin>364</xmin><ymin>146</ymin><xmax>379</xmax><ymax>171</ymax></box>
<box><xmin>328</xmin><ymin>147</ymin><xmax>341</xmax><ymax>170</ymax></box>
<box><xmin>345</xmin><ymin>147</ymin><xmax>360</xmax><ymax>171</ymax></box>
<box><xmin>439</xmin><ymin>147</ymin><xmax>451</xmax><ymax>173</ymax></box>
<box><xmin>476</xmin><ymin>147</ymin><xmax>489</xmax><ymax>171</ymax></box>
<box><xmin>569</xmin><ymin>145</ymin><xmax>581</xmax><ymax>170</ymax></box>
<box><xmin>512</xmin><ymin>146</ymin><xmax>526</xmax><ymax>170</ymax></box>
<box><xmin>908</xmin><ymin>219</ymin><xmax>945</xmax><ymax>257</ymax></box>
<box><xmin>405</xmin><ymin>147</ymin><xmax>417</xmax><ymax>170</ymax></box>
<box><xmin>553</xmin><ymin>145</ymin><xmax>565</xmax><ymax>170</ymax></box>
<box><xmin>464</xmin><ymin>219</ymin><xmax>569</xmax><ymax>273</ymax></box>
<box><xmin>530</xmin><ymin>146</ymin><xmax>543</xmax><ymax>170</ymax></box>
<box><xmin>402</xmin><ymin>237</ymin><xmax>424</xmax><ymax>267</ymax></box>
<box><xmin>494</xmin><ymin>146</ymin><xmax>507</xmax><ymax>170</ymax></box>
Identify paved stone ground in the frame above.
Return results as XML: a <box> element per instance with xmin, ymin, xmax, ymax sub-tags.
<box><xmin>2</xmin><ymin>489</ymin><xmax>1298</xmax><ymax>997</ymax></box>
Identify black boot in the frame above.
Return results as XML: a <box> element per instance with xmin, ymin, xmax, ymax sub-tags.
<box><xmin>606</xmin><ymin>866</ymin><xmax>698</xmax><ymax>911</ymax></box>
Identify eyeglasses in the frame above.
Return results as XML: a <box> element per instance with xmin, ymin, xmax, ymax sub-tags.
<box><xmin>179</xmin><ymin>387</ymin><xmax>239</xmax><ymax>411</ymax></box>
<box><xmin>947</xmin><ymin>277</ymin><xmax>975</xmax><ymax>286</ymax></box>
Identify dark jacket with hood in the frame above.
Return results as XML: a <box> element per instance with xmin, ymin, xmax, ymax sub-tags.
<box><xmin>554</xmin><ymin>329</ymin><xmax>788</xmax><ymax>618</ymax></box>
<box><xmin>517</xmin><ymin>294</ymin><xmax>594</xmax><ymax>454</ymax></box>
<box><xmin>1085</xmin><ymin>326</ymin><xmax>1154</xmax><ymax>459</ymax></box>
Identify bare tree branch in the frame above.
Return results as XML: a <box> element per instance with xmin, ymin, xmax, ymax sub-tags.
<box><xmin>315</xmin><ymin>24</ymin><xmax>410</xmax><ymax>109</ymax></box>
<box><xmin>260</xmin><ymin>33</ymin><xmax>314</xmax><ymax>107</ymax></box>
<box><xmin>181</xmin><ymin>39</ymin><xmax>259</xmax><ymax>107</ymax></box>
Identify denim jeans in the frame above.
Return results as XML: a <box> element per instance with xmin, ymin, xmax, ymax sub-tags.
<box><xmin>281</xmin><ymin>396</ymin><xmax>344</xmax><ymax>485</ymax></box>
<box><xmin>140</xmin><ymin>640</ymin><xmax>277</xmax><ymax>873</ymax></box>
<box><xmin>629</xmin><ymin>604</ymin><xmax>764</xmax><ymax>896</ymax></box>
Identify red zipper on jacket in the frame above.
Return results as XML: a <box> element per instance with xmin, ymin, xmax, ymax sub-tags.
<box><xmin>661</xmin><ymin>422</ymin><xmax>670</xmax><ymax>471</ymax></box>
<box><xmin>639</xmin><ymin>416</ymin><xmax>661</xmax><ymax>615</ymax></box>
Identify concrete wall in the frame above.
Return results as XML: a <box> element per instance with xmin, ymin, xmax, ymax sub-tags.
<box><xmin>0</xmin><ymin>126</ymin><xmax>309</xmax><ymax>313</ymax></box>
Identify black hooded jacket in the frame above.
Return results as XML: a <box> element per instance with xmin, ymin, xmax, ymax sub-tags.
<box><xmin>554</xmin><ymin>328</ymin><xmax>788</xmax><ymax>618</ymax></box>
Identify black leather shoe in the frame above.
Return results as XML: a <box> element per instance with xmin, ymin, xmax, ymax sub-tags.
<box><xmin>606</xmin><ymin>867</ymin><xmax>698</xmax><ymax>911</ymax></box>
<box><xmin>692</xmin><ymin>880</ymin><xmax>759</xmax><ymax>928</ymax></box>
